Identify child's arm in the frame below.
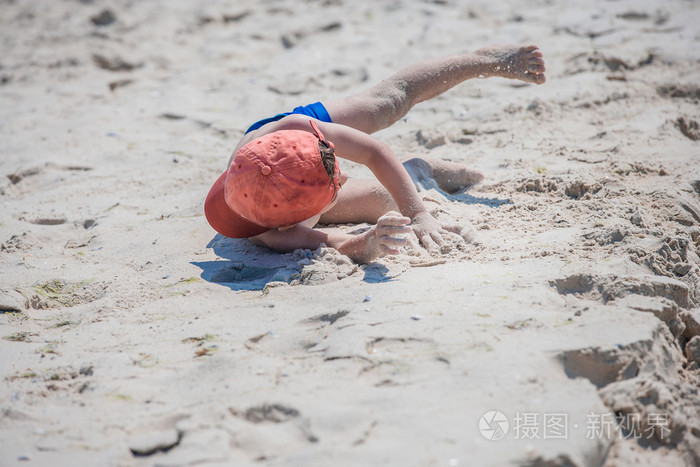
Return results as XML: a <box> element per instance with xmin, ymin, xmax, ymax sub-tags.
<box><xmin>252</xmin><ymin>211</ymin><xmax>411</xmax><ymax>264</ymax></box>
<box><xmin>275</xmin><ymin>116</ymin><xmax>452</xmax><ymax>250</ymax></box>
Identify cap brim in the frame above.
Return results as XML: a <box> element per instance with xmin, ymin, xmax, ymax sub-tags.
<box><xmin>204</xmin><ymin>171</ymin><xmax>269</xmax><ymax>239</ymax></box>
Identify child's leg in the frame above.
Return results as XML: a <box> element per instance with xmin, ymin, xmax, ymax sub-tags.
<box><xmin>324</xmin><ymin>44</ymin><xmax>546</xmax><ymax>135</ymax></box>
<box><xmin>319</xmin><ymin>157</ymin><xmax>484</xmax><ymax>224</ymax></box>
<box><xmin>319</xmin><ymin>178</ymin><xmax>396</xmax><ymax>225</ymax></box>
<box><xmin>402</xmin><ymin>156</ymin><xmax>484</xmax><ymax>194</ymax></box>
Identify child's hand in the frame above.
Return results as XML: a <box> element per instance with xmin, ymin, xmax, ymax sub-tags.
<box><xmin>374</xmin><ymin>211</ymin><xmax>412</xmax><ymax>255</ymax></box>
<box><xmin>410</xmin><ymin>211</ymin><xmax>462</xmax><ymax>252</ymax></box>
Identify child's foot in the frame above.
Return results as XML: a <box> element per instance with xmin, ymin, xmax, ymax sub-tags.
<box><xmin>475</xmin><ymin>44</ymin><xmax>546</xmax><ymax>85</ymax></box>
<box><xmin>403</xmin><ymin>157</ymin><xmax>484</xmax><ymax>194</ymax></box>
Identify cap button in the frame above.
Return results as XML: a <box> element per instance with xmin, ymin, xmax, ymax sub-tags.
<box><xmin>261</xmin><ymin>165</ymin><xmax>271</xmax><ymax>176</ymax></box>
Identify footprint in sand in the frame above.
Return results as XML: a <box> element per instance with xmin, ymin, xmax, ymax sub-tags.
<box><xmin>229</xmin><ymin>403</ymin><xmax>319</xmax><ymax>447</ymax></box>
<box><xmin>676</xmin><ymin>116</ymin><xmax>700</xmax><ymax>141</ymax></box>
<box><xmin>4</xmin><ymin>163</ymin><xmax>93</xmax><ymax>198</ymax></box>
<box><xmin>1</xmin><ymin>232</ymin><xmax>38</xmax><ymax>253</ymax></box>
<box><xmin>16</xmin><ymin>279</ymin><xmax>108</xmax><ymax>310</ymax></box>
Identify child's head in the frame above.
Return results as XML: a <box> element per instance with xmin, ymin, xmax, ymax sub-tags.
<box><xmin>205</xmin><ymin>120</ymin><xmax>340</xmax><ymax>238</ymax></box>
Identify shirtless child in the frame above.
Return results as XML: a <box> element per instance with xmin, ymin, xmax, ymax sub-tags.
<box><xmin>205</xmin><ymin>44</ymin><xmax>546</xmax><ymax>263</ymax></box>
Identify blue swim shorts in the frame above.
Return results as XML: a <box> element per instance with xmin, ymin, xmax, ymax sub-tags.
<box><xmin>244</xmin><ymin>102</ymin><xmax>333</xmax><ymax>134</ymax></box>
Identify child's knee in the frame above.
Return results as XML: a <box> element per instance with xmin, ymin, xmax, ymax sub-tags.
<box><xmin>370</xmin><ymin>183</ymin><xmax>396</xmax><ymax>212</ymax></box>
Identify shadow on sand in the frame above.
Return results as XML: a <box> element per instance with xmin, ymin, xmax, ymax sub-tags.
<box><xmin>192</xmin><ymin>235</ymin><xmax>395</xmax><ymax>291</ymax></box>
<box><xmin>192</xmin><ymin>188</ymin><xmax>508</xmax><ymax>291</ymax></box>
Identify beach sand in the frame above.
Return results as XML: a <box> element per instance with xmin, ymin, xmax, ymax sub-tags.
<box><xmin>1</xmin><ymin>0</ymin><xmax>699</xmax><ymax>465</ymax></box>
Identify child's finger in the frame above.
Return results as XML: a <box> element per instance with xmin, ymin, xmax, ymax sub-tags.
<box><xmin>440</xmin><ymin>222</ymin><xmax>463</xmax><ymax>234</ymax></box>
<box><xmin>440</xmin><ymin>224</ymin><xmax>476</xmax><ymax>242</ymax></box>
<box><xmin>378</xmin><ymin>215</ymin><xmax>411</xmax><ymax>226</ymax></box>
<box><xmin>379</xmin><ymin>244</ymin><xmax>401</xmax><ymax>255</ymax></box>
<box><xmin>420</xmin><ymin>234</ymin><xmax>439</xmax><ymax>252</ymax></box>
<box><xmin>378</xmin><ymin>231</ymin><xmax>407</xmax><ymax>256</ymax></box>
<box><xmin>376</xmin><ymin>225</ymin><xmax>412</xmax><ymax>237</ymax></box>
<box><xmin>379</xmin><ymin>235</ymin><xmax>407</xmax><ymax>249</ymax></box>
<box><xmin>430</xmin><ymin>230</ymin><xmax>446</xmax><ymax>247</ymax></box>
<box><xmin>405</xmin><ymin>230</ymin><xmax>425</xmax><ymax>252</ymax></box>
<box><xmin>382</xmin><ymin>210</ymin><xmax>402</xmax><ymax>216</ymax></box>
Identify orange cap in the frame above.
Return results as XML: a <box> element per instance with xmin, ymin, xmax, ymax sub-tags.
<box><xmin>205</xmin><ymin>121</ymin><xmax>340</xmax><ymax>238</ymax></box>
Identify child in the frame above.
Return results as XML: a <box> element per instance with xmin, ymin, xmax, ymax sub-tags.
<box><xmin>205</xmin><ymin>44</ymin><xmax>546</xmax><ymax>263</ymax></box>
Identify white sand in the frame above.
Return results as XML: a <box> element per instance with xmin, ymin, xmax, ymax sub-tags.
<box><xmin>1</xmin><ymin>0</ymin><xmax>700</xmax><ymax>465</ymax></box>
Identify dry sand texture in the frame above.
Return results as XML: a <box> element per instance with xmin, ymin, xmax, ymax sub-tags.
<box><xmin>1</xmin><ymin>0</ymin><xmax>700</xmax><ymax>466</ymax></box>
